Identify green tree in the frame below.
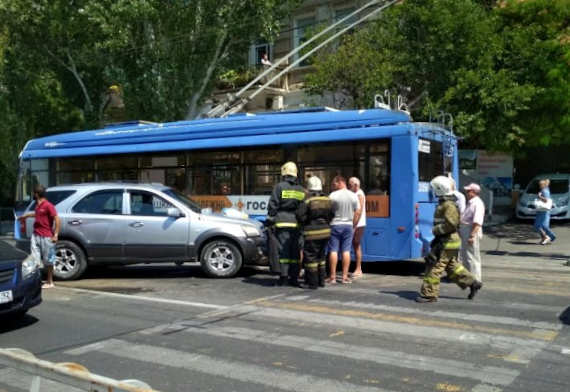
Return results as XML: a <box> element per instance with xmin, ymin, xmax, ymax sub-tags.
<box><xmin>0</xmin><ymin>0</ymin><xmax>300</xmax><ymax>204</ymax></box>
<box><xmin>304</xmin><ymin>0</ymin><xmax>567</xmax><ymax>151</ymax></box>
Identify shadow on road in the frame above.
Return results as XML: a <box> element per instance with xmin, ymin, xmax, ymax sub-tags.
<box><xmin>0</xmin><ymin>313</ymin><xmax>39</xmax><ymax>333</ymax></box>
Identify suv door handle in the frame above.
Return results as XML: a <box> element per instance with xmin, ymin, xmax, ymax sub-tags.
<box><xmin>70</xmin><ymin>219</ymin><xmax>82</xmax><ymax>225</ymax></box>
<box><xmin>129</xmin><ymin>222</ymin><xmax>144</xmax><ymax>228</ymax></box>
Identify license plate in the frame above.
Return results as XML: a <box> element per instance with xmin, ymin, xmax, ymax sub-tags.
<box><xmin>0</xmin><ymin>290</ymin><xmax>13</xmax><ymax>304</ymax></box>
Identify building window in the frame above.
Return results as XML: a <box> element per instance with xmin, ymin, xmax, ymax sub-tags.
<box><xmin>249</xmin><ymin>41</ymin><xmax>271</xmax><ymax>66</ymax></box>
<box><xmin>293</xmin><ymin>16</ymin><xmax>316</xmax><ymax>66</ymax></box>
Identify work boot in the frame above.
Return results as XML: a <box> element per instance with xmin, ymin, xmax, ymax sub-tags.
<box><xmin>415</xmin><ymin>296</ymin><xmax>437</xmax><ymax>303</ymax></box>
<box><xmin>468</xmin><ymin>281</ymin><xmax>483</xmax><ymax>300</ymax></box>
<box><xmin>274</xmin><ymin>276</ymin><xmax>287</xmax><ymax>286</ymax></box>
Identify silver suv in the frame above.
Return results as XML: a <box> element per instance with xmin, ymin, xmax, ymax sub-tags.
<box><xmin>16</xmin><ymin>183</ymin><xmax>266</xmax><ymax>280</ymax></box>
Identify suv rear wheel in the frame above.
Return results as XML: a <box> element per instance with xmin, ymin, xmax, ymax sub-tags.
<box><xmin>54</xmin><ymin>240</ymin><xmax>88</xmax><ymax>280</ymax></box>
<box><xmin>200</xmin><ymin>240</ymin><xmax>242</xmax><ymax>278</ymax></box>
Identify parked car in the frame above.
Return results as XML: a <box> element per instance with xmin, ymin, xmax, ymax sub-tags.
<box><xmin>516</xmin><ymin>173</ymin><xmax>570</xmax><ymax>220</ymax></box>
<box><xmin>16</xmin><ymin>183</ymin><xmax>266</xmax><ymax>280</ymax></box>
<box><xmin>0</xmin><ymin>240</ymin><xmax>42</xmax><ymax>319</ymax></box>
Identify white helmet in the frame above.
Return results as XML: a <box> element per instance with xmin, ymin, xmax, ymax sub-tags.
<box><xmin>306</xmin><ymin>176</ymin><xmax>322</xmax><ymax>192</ymax></box>
<box><xmin>430</xmin><ymin>175</ymin><xmax>453</xmax><ymax>197</ymax></box>
<box><xmin>281</xmin><ymin>161</ymin><xmax>298</xmax><ymax>177</ymax></box>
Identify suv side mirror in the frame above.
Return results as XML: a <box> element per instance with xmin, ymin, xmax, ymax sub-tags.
<box><xmin>167</xmin><ymin>208</ymin><xmax>184</xmax><ymax>218</ymax></box>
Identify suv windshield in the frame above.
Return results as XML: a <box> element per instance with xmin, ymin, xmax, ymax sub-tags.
<box><xmin>163</xmin><ymin>189</ymin><xmax>202</xmax><ymax>213</ymax></box>
<box><xmin>526</xmin><ymin>179</ymin><xmax>569</xmax><ymax>195</ymax></box>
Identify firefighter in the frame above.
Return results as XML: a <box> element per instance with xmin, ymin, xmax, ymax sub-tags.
<box><xmin>296</xmin><ymin>176</ymin><xmax>334</xmax><ymax>289</ymax></box>
<box><xmin>267</xmin><ymin>162</ymin><xmax>306</xmax><ymax>286</ymax></box>
<box><xmin>416</xmin><ymin>175</ymin><xmax>483</xmax><ymax>303</ymax></box>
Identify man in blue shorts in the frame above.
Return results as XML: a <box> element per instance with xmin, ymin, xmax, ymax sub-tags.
<box><xmin>327</xmin><ymin>176</ymin><xmax>359</xmax><ymax>284</ymax></box>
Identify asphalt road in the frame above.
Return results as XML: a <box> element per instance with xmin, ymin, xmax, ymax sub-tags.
<box><xmin>1</xmin><ymin>222</ymin><xmax>569</xmax><ymax>392</ymax></box>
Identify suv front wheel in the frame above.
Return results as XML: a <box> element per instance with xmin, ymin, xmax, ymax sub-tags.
<box><xmin>200</xmin><ymin>240</ymin><xmax>242</xmax><ymax>278</ymax></box>
<box><xmin>54</xmin><ymin>240</ymin><xmax>88</xmax><ymax>280</ymax></box>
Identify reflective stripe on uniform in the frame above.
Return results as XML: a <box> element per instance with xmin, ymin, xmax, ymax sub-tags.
<box><xmin>275</xmin><ymin>222</ymin><xmax>298</xmax><ymax>228</ymax></box>
<box><xmin>304</xmin><ymin>228</ymin><xmax>331</xmax><ymax>240</ymax></box>
<box><xmin>279</xmin><ymin>258</ymin><xmax>299</xmax><ymax>264</ymax></box>
<box><xmin>304</xmin><ymin>228</ymin><xmax>331</xmax><ymax>236</ymax></box>
<box><xmin>318</xmin><ymin>260</ymin><xmax>326</xmax><ymax>266</ymax></box>
<box><xmin>305</xmin><ymin>262</ymin><xmax>318</xmax><ymax>270</ymax></box>
<box><xmin>281</xmin><ymin>190</ymin><xmax>305</xmax><ymax>201</ymax></box>
<box><xmin>443</xmin><ymin>240</ymin><xmax>461</xmax><ymax>249</ymax></box>
<box><xmin>423</xmin><ymin>276</ymin><xmax>440</xmax><ymax>285</ymax></box>
<box><xmin>449</xmin><ymin>264</ymin><xmax>466</xmax><ymax>278</ymax></box>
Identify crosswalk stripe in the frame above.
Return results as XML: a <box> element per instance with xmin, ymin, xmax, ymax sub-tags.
<box><xmin>173</xmin><ymin>324</ymin><xmax>519</xmax><ymax>386</ymax></box>
<box><xmin>257</xmin><ymin>301</ymin><xmax>559</xmax><ymax>342</ymax></box>
<box><xmin>247</xmin><ymin>305</ymin><xmax>548</xmax><ymax>364</ymax></box>
<box><xmin>0</xmin><ymin>368</ymin><xmax>83</xmax><ymax>392</ymax></box>
<box><xmin>297</xmin><ymin>297</ymin><xmax>562</xmax><ymax>331</ymax></box>
<box><xmin>65</xmin><ymin>338</ymin><xmax>399</xmax><ymax>392</ymax></box>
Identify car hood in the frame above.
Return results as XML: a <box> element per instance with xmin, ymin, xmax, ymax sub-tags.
<box><xmin>199</xmin><ymin>212</ymin><xmax>262</xmax><ymax>229</ymax></box>
<box><xmin>0</xmin><ymin>240</ymin><xmax>26</xmax><ymax>266</ymax></box>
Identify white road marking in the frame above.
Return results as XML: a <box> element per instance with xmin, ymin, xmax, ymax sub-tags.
<box><xmin>55</xmin><ymin>286</ymin><xmax>228</xmax><ymax>310</ymax></box>
<box><xmin>471</xmin><ymin>384</ymin><xmax>502</xmax><ymax>392</ymax></box>
<box><xmin>255</xmin><ymin>307</ymin><xmax>549</xmax><ymax>354</ymax></box>
<box><xmin>301</xmin><ymin>298</ymin><xmax>562</xmax><ymax>331</ymax></box>
<box><xmin>562</xmin><ymin>347</ymin><xmax>570</xmax><ymax>355</ymax></box>
<box><xmin>174</xmin><ymin>324</ymin><xmax>519</xmax><ymax>386</ymax></box>
<box><xmin>66</xmin><ymin>339</ymin><xmax>399</xmax><ymax>392</ymax></box>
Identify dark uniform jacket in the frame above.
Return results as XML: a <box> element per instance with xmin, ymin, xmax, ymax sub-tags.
<box><xmin>296</xmin><ymin>192</ymin><xmax>334</xmax><ymax>240</ymax></box>
<box><xmin>267</xmin><ymin>175</ymin><xmax>306</xmax><ymax>228</ymax></box>
<box><xmin>432</xmin><ymin>195</ymin><xmax>461</xmax><ymax>250</ymax></box>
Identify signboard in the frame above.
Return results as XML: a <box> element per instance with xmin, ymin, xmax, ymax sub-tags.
<box><xmin>192</xmin><ymin>194</ymin><xmax>391</xmax><ymax>218</ymax></box>
<box><xmin>366</xmin><ymin>195</ymin><xmax>389</xmax><ymax>218</ymax></box>
<box><xmin>419</xmin><ymin>139</ymin><xmax>431</xmax><ymax>153</ymax></box>
<box><xmin>191</xmin><ymin>195</ymin><xmax>270</xmax><ymax>215</ymax></box>
<box><xmin>459</xmin><ymin>150</ymin><xmax>514</xmax><ymax>206</ymax></box>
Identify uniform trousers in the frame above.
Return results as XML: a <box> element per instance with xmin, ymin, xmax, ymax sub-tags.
<box><xmin>459</xmin><ymin>224</ymin><xmax>482</xmax><ymax>281</ymax></box>
<box><xmin>421</xmin><ymin>249</ymin><xmax>476</xmax><ymax>298</ymax></box>
<box><xmin>276</xmin><ymin>228</ymin><xmax>300</xmax><ymax>282</ymax></box>
<box><xmin>302</xmin><ymin>238</ymin><xmax>328</xmax><ymax>288</ymax></box>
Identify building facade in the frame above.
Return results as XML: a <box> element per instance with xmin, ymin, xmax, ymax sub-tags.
<box><xmin>211</xmin><ymin>0</ymin><xmax>365</xmax><ymax>113</ymax></box>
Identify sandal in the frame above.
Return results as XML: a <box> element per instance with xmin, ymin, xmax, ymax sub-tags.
<box><xmin>341</xmin><ymin>278</ymin><xmax>352</xmax><ymax>284</ymax></box>
<box><xmin>42</xmin><ymin>283</ymin><xmax>55</xmax><ymax>289</ymax></box>
<box><xmin>350</xmin><ymin>272</ymin><xmax>363</xmax><ymax>279</ymax></box>
<box><xmin>325</xmin><ymin>277</ymin><xmax>337</xmax><ymax>285</ymax></box>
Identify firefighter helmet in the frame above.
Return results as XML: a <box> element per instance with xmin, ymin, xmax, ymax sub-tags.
<box><xmin>307</xmin><ymin>176</ymin><xmax>322</xmax><ymax>191</ymax></box>
<box><xmin>430</xmin><ymin>175</ymin><xmax>453</xmax><ymax>197</ymax></box>
<box><xmin>281</xmin><ymin>161</ymin><xmax>298</xmax><ymax>177</ymax></box>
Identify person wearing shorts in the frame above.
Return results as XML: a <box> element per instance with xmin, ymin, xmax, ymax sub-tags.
<box><xmin>349</xmin><ymin>177</ymin><xmax>366</xmax><ymax>279</ymax></box>
<box><xmin>327</xmin><ymin>176</ymin><xmax>359</xmax><ymax>284</ymax></box>
<box><xmin>19</xmin><ymin>185</ymin><xmax>60</xmax><ymax>288</ymax></box>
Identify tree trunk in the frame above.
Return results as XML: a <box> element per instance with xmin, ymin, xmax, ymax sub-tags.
<box><xmin>185</xmin><ymin>31</ymin><xmax>228</xmax><ymax>119</ymax></box>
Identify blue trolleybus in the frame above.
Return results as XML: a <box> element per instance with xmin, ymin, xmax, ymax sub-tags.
<box><xmin>15</xmin><ymin>107</ymin><xmax>458</xmax><ymax>262</ymax></box>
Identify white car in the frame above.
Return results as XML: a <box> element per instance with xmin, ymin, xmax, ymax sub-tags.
<box><xmin>516</xmin><ymin>173</ymin><xmax>570</xmax><ymax>220</ymax></box>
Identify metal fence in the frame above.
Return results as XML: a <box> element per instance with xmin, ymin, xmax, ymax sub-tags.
<box><xmin>0</xmin><ymin>348</ymin><xmax>159</xmax><ymax>392</ymax></box>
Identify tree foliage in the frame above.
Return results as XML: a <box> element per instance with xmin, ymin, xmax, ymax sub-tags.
<box><xmin>304</xmin><ymin>0</ymin><xmax>569</xmax><ymax>151</ymax></box>
<box><xmin>0</xmin><ymin>0</ymin><xmax>299</xmax><ymax>204</ymax></box>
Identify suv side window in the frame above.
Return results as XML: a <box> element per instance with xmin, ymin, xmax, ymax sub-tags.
<box><xmin>72</xmin><ymin>190</ymin><xmax>124</xmax><ymax>214</ymax></box>
<box><xmin>129</xmin><ymin>190</ymin><xmax>173</xmax><ymax>216</ymax></box>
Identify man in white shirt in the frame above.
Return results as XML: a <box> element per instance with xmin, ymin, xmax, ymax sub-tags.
<box><xmin>328</xmin><ymin>176</ymin><xmax>359</xmax><ymax>284</ymax></box>
<box><xmin>349</xmin><ymin>177</ymin><xmax>366</xmax><ymax>279</ymax></box>
<box><xmin>459</xmin><ymin>183</ymin><xmax>485</xmax><ymax>281</ymax></box>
